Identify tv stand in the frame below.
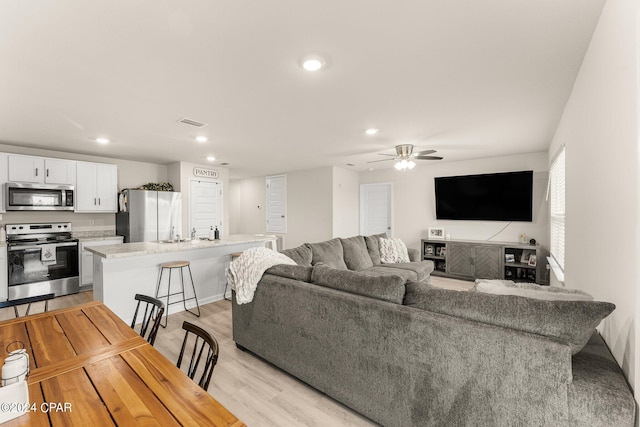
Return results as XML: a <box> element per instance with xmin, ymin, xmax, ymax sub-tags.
<box><xmin>421</xmin><ymin>239</ymin><xmax>548</xmax><ymax>284</ymax></box>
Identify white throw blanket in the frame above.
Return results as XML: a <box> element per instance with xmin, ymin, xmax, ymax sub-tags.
<box><xmin>228</xmin><ymin>247</ymin><xmax>296</xmax><ymax>304</ymax></box>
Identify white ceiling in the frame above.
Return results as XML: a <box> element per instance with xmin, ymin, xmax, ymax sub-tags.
<box><xmin>0</xmin><ymin>1</ymin><xmax>604</xmax><ymax>179</ymax></box>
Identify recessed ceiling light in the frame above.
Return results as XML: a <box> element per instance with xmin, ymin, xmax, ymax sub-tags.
<box><xmin>301</xmin><ymin>55</ymin><xmax>325</xmax><ymax>72</ymax></box>
<box><xmin>365</xmin><ymin>128</ymin><xmax>379</xmax><ymax>136</ymax></box>
<box><xmin>196</xmin><ymin>136</ymin><xmax>208</xmax><ymax>143</ymax></box>
<box><xmin>206</xmin><ymin>156</ymin><xmax>215</xmax><ymax>162</ymax></box>
<box><xmin>95</xmin><ymin>137</ymin><xmax>110</xmax><ymax>144</ymax></box>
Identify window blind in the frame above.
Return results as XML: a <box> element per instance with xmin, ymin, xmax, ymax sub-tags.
<box><xmin>549</xmin><ymin>147</ymin><xmax>565</xmax><ymax>270</ymax></box>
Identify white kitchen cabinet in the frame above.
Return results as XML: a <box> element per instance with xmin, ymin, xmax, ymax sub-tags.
<box><xmin>0</xmin><ymin>153</ymin><xmax>7</xmax><ymax>213</ymax></box>
<box><xmin>7</xmin><ymin>154</ymin><xmax>76</xmax><ymax>185</ymax></box>
<box><xmin>0</xmin><ymin>246</ymin><xmax>7</xmax><ymax>302</ymax></box>
<box><xmin>44</xmin><ymin>158</ymin><xmax>76</xmax><ymax>185</ymax></box>
<box><xmin>75</xmin><ymin>161</ymin><xmax>118</xmax><ymax>212</ymax></box>
<box><xmin>80</xmin><ymin>237</ymin><xmax>123</xmax><ymax>286</ymax></box>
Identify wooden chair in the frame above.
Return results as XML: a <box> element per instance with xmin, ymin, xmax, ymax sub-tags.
<box><xmin>0</xmin><ymin>293</ymin><xmax>55</xmax><ymax>318</ymax></box>
<box><xmin>130</xmin><ymin>294</ymin><xmax>165</xmax><ymax>346</ymax></box>
<box><xmin>177</xmin><ymin>321</ymin><xmax>219</xmax><ymax>390</ymax></box>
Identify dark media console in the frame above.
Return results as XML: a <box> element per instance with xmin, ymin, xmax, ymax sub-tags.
<box><xmin>421</xmin><ymin>238</ymin><xmax>548</xmax><ymax>284</ymax></box>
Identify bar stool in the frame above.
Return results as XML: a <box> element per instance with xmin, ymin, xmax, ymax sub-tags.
<box><xmin>155</xmin><ymin>261</ymin><xmax>201</xmax><ymax>328</ymax></box>
<box><xmin>223</xmin><ymin>252</ymin><xmax>243</xmax><ymax>301</ymax></box>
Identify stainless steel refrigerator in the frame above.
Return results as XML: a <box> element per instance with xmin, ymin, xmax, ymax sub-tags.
<box><xmin>115</xmin><ymin>189</ymin><xmax>182</xmax><ymax>243</ymax></box>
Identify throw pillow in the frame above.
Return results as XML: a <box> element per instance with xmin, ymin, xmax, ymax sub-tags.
<box><xmin>339</xmin><ymin>236</ymin><xmax>374</xmax><ymax>271</ymax></box>
<box><xmin>379</xmin><ymin>237</ymin><xmax>410</xmax><ymax>264</ymax></box>
<box><xmin>305</xmin><ymin>238</ymin><xmax>348</xmax><ymax>270</ymax></box>
<box><xmin>364</xmin><ymin>233</ymin><xmax>388</xmax><ymax>265</ymax></box>
<box><xmin>403</xmin><ymin>282</ymin><xmax>615</xmax><ymax>355</ymax></box>
<box><xmin>311</xmin><ymin>263</ymin><xmax>406</xmax><ymax>304</ymax></box>
<box><xmin>279</xmin><ymin>245</ymin><xmax>313</xmax><ymax>266</ymax></box>
<box><xmin>472</xmin><ymin>279</ymin><xmax>594</xmax><ymax>301</ymax></box>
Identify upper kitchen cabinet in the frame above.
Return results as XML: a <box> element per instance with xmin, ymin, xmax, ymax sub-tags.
<box><xmin>76</xmin><ymin>161</ymin><xmax>118</xmax><ymax>212</ymax></box>
<box><xmin>0</xmin><ymin>153</ymin><xmax>7</xmax><ymax>213</ymax></box>
<box><xmin>8</xmin><ymin>155</ymin><xmax>76</xmax><ymax>185</ymax></box>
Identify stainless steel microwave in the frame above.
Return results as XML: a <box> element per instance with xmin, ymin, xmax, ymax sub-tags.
<box><xmin>5</xmin><ymin>183</ymin><xmax>75</xmax><ymax>211</ymax></box>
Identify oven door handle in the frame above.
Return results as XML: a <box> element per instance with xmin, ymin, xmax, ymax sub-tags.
<box><xmin>8</xmin><ymin>242</ymin><xmax>78</xmax><ymax>251</ymax></box>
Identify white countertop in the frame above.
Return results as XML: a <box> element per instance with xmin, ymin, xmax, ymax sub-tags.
<box><xmin>86</xmin><ymin>234</ymin><xmax>276</xmax><ymax>259</ymax></box>
<box><xmin>76</xmin><ymin>235</ymin><xmax>124</xmax><ymax>242</ymax></box>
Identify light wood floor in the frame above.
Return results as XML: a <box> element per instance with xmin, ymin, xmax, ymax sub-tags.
<box><xmin>1</xmin><ymin>276</ymin><xmax>472</xmax><ymax>426</ymax></box>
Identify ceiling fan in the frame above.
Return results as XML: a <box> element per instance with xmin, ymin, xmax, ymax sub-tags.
<box><xmin>368</xmin><ymin>144</ymin><xmax>443</xmax><ymax>170</ymax></box>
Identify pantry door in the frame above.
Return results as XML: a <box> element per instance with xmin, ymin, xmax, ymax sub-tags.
<box><xmin>189</xmin><ymin>180</ymin><xmax>223</xmax><ymax>238</ymax></box>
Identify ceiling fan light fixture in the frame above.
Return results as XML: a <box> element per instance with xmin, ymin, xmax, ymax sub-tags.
<box><xmin>408</xmin><ymin>160</ymin><xmax>416</xmax><ymax>169</ymax></box>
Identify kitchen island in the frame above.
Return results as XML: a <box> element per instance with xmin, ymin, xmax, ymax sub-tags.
<box><xmin>86</xmin><ymin>235</ymin><xmax>276</xmax><ymax>322</ymax></box>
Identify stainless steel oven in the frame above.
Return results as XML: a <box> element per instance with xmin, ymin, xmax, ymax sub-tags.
<box><xmin>6</xmin><ymin>222</ymin><xmax>79</xmax><ymax>299</ymax></box>
<box><xmin>5</xmin><ymin>183</ymin><xmax>74</xmax><ymax>211</ymax></box>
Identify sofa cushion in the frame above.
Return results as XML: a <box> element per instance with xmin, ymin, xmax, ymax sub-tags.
<box><xmin>265</xmin><ymin>264</ymin><xmax>313</xmax><ymax>282</ymax></box>
<box><xmin>364</xmin><ymin>233</ymin><xmax>387</xmax><ymax>265</ymax></box>
<box><xmin>340</xmin><ymin>236</ymin><xmax>374</xmax><ymax>271</ymax></box>
<box><xmin>473</xmin><ymin>279</ymin><xmax>594</xmax><ymax>301</ymax></box>
<box><xmin>311</xmin><ymin>263</ymin><xmax>406</xmax><ymax>304</ymax></box>
<box><xmin>360</xmin><ymin>265</ymin><xmax>418</xmax><ymax>282</ymax></box>
<box><xmin>280</xmin><ymin>245</ymin><xmax>313</xmax><ymax>267</ymax></box>
<box><xmin>379</xmin><ymin>237</ymin><xmax>410</xmax><ymax>263</ymax></box>
<box><xmin>404</xmin><ymin>282</ymin><xmax>615</xmax><ymax>355</ymax></box>
<box><xmin>568</xmin><ymin>333</ymin><xmax>636</xmax><ymax>426</ymax></box>
<box><xmin>377</xmin><ymin>260</ymin><xmax>434</xmax><ymax>282</ymax></box>
<box><xmin>407</xmin><ymin>248</ymin><xmax>420</xmax><ymax>262</ymax></box>
<box><xmin>305</xmin><ymin>238</ymin><xmax>348</xmax><ymax>270</ymax></box>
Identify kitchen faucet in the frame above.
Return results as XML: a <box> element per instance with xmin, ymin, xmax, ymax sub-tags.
<box><xmin>170</xmin><ymin>226</ymin><xmax>175</xmax><ymax>241</ymax></box>
<box><xmin>191</xmin><ymin>228</ymin><xmax>196</xmax><ymax>240</ymax></box>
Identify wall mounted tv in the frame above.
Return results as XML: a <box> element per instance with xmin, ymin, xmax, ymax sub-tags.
<box><xmin>434</xmin><ymin>170</ymin><xmax>533</xmax><ymax>222</ymax></box>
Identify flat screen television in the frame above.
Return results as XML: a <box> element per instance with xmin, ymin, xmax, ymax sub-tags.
<box><xmin>434</xmin><ymin>170</ymin><xmax>533</xmax><ymax>221</ymax></box>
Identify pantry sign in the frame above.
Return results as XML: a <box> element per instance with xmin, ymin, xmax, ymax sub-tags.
<box><xmin>193</xmin><ymin>168</ymin><xmax>219</xmax><ymax>179</ymax></box>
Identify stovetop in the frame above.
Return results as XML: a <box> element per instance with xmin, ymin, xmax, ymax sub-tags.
<box><xmin>5</xmin><ymin>222</ymin><xmax>75</xmax><ymax>244</ymax></box>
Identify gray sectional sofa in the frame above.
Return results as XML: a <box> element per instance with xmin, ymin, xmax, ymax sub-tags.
<box><xmin>232</xmin><ymin>235</ymin><xmax>635</xmax><ymax>426</ymax></box>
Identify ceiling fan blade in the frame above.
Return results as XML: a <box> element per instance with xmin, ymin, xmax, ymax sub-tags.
<box><xmin>376</xmin><ymin>153</ymin><xmax>397</xmax><ymax>157</ymax></box>
<box><xmin>414</xmin><ymin>155</ymin><xmax>443</xmax><ymax>160</ymax></box>
<box><xmin>366</xmin><ymin>158</ymin><xmax>396</xmax><ymax>163</ymax></box>
<box><xmin>413</xmin><ymin>149</ymin><xmax>436</xmax><ymax>156</ymax></box>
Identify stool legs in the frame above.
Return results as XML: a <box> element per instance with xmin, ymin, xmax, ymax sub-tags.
<box><xmin>183</xmin><ymin>265</ymin><xmax>201</xmax><ymax>318</ymax></box>
<box><xmin>223</xmin><ymin>272</ymin><xmax>230</xmax><ymax>301</ymax></box>
<box><xmin>156</xmin><ymin>264</ymin><xmax>201</xmax><ymax>328</ymax></box>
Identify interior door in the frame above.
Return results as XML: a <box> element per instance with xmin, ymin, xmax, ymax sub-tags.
<box><xmin>360</xmin><ymin>183</ymin><xmax>392</xmax><ymax>236</ymax></box>
<box><xmin>189</xmin><ymin>180</ymin><xmax>222</xmax><ymax>237</ymax></box>
<box><xmin>266</xmin><ymin>175</ymin><xmax>286</xmax><ymax>233</ymax></box>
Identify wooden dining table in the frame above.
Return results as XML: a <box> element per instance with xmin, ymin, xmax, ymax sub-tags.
<box><xmin>0</xmin><ymin>301</ymin><xmax>245</xmax><ymax>426</ymax></box>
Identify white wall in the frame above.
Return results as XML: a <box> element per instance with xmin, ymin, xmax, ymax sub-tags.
<box><xmin>332</xmin><ymin>167</ymin><xmax>360</xmax><ymax>238</ymax></box>
<box><xmin>284</xmin><ymin>167</ymin><xmax>333</xmax><ymax>248</ymax></box>
<box><xmin>359</xmin><ymin>153</ymin><xmax>549</xmax><ymax>252</ymax></box>
<box><xmin>230</xmin><ymin>167</ymin><xmax>361</xmax><ymax>249</ymax></box>
<box><xmin>547</xmin><ymin>0</ymin><xmax>639</xmax><ymax>392</ymax></box>
<box><xmin>0</xmin><ymin>144</ymin><xmax>168</xmax><ymax>231</ymax></box>
<box><xmin>229</xmin><ymin>177</ymin><xmax>267</xmax><ymax>235</ymax></box>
